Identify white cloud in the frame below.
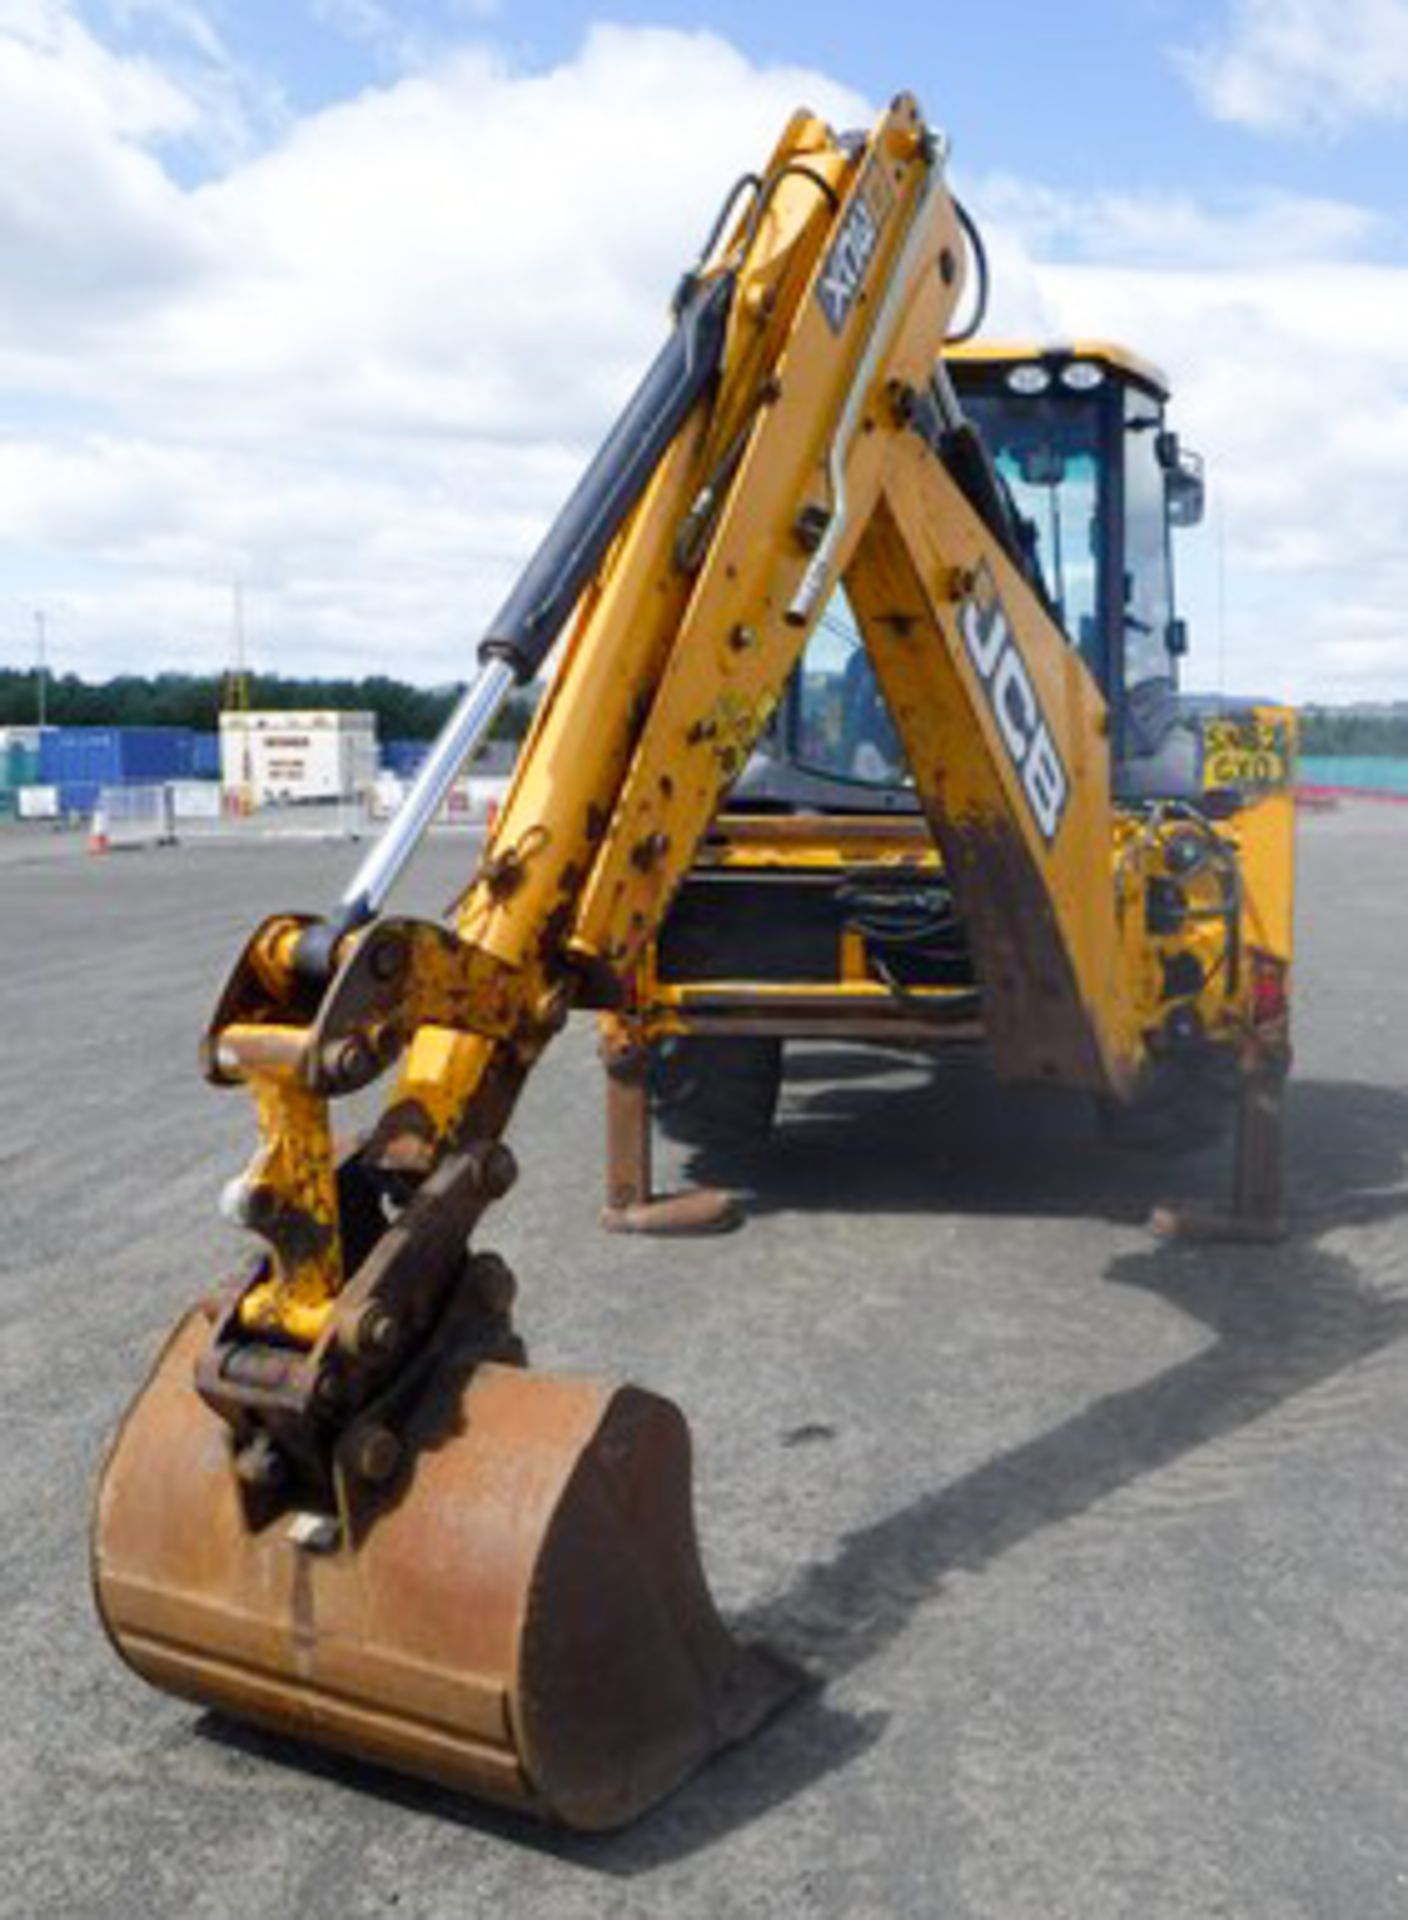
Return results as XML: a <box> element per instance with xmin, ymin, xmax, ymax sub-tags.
<box><xmin>307</xmin><ymin>0</ymin><xmax>504</xmax><ymax>64</ymax></box>
<box><xmin>1179</xmin><ymin>0</ymin><xmax>1408</xmax><ymax>133</ymax></box>
<box><xmin>971</xmin><ymin>174</ymin><xmax>1380</xmax><ymax>267</ymax></box>
<box><xmin>0</xmin><ymin>9</ymin><xmax>1406</xmax><ymax>706</ymax></box>
<box><xmin>0</xmin><ymin>0</ymin><xmax>196</xmax><ymax>138</ymax></box>
<box><xmin>1026</xmin><ymin>255</ymin><xmax>1408</xmax><ymax>700</ymax></box>
<box><xmin>0</xmin><ymin>15</ymin><xmax>211</xmax><ymax>330</ymax></box>
<box><xmin>307</xmin><ymin>0</ymin><xmax>409</xmax><ymax>62</ymax></box>
<box><xmin>96</xmin><ymin>0</ymin><xmax>230</xmax><ymax>67</ymax></box>
<box><xmin>0</xmin><ymin>18</ymin><xmax>869</xmax><ymax>678</ymax></box>
<box><xmin>2</xmin><ymin>0</ymin><xmax>273</xmax><ymax>165</ymax></box>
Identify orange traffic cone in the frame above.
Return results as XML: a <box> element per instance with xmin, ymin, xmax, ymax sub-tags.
<box><xmin>89</xmin><ymin>805</ymin><xmax>111</xmax><ymax>854</ymax></box>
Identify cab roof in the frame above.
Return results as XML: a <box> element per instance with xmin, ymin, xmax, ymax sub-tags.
<box><xmin>945</xmin><ymin>339</ymin><xmax>1170</xmax><ymax>401</ymax></box>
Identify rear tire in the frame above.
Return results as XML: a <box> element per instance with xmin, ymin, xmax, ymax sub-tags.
<box><xmin>1097</xmin><ymin>1051</ymin><xmax>1238</xmax><ymax>1156</ymax></box>
<box><xmin>649</xmin><ymin>1037</ymin><xmax>783</xmax><ymax>1149</ymax></box>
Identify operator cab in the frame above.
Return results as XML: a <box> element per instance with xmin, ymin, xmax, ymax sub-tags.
<box><xmin>740</xmin><ymin>341</ymin><xmax>1205</xmax><ymax>810</ymax></box>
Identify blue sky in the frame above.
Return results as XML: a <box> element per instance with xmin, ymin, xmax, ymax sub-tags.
<box><xmin>2</xmin><ymin>0</ymin><xmax>1407</xmax><ymax>699</ymax></box>
<box><xmin>494</xmin><ymin>0</ymin><xmax>1407</xmax><ymax>216</ymax></box>
<box><xmin>126</xmin><ymin>0</ymin><xmax>1408</xmax><ymax>234</ymax></box>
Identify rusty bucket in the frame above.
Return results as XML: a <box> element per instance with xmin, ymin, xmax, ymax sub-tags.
<box><xmin>93</xmin><ymin>1312</ymin><xmax>794</xmax><ymax>1830</ymax></box>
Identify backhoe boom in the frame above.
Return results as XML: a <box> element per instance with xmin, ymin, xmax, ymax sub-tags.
<box><xmin>93</xmin><ymin>89</ymin><xmax>1294</xmax><ymax>1828</ymax></box>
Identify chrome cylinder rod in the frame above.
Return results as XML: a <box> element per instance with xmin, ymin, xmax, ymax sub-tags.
<box><xmin>337</xmin><ymin>655</ymin><xmax>516</xmax><ymax>927</ymax></box>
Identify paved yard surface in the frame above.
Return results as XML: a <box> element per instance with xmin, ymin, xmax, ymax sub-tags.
<box><xmin>1</xmin><ymin>805</ymin><xmax>1405</xmax><ymax>1918</ymax></box>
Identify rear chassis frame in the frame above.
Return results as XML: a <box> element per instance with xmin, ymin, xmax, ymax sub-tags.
<box><xmin>600</xmin><ymin>788</ymin><xmax>1293</xmax><ymax>1241</ymax></box>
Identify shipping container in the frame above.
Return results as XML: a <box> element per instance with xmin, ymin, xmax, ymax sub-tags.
<box><xmin>38</xmin><ymin>726</ymin><xmax>195</xmax><ymax>794</ymax></box>
<box><xmin>2</xmin><ymin>744</ymin><xmax>32</xmax><ymax>790</ymax></box>
<box><xmin>192</xmin><ymin>732</ymin><xmax>221</xmax><ymax>778</ymax></box>
<box><xmin>0</xmin><ymin>724</ymin><xmax>47</xmax><ymax>764</ymax></box>
<box><xmin>219</xmin><ymin>710</ymin><xmax>378</xmax><ymax>803</ymax></box>
<box><xmin>0</xmin><ymin>725</ymin><xmax>47</xmax><ymax>798</ymax></box>
<box><xmin>55</xmin><ymin>781</ymin><xmax>101</xmax><ymax>816</ymax></box>
<box><xmin>382</xmin><ymin>739</ymin><xmax>430</xmax><ymax>779</ymax></box>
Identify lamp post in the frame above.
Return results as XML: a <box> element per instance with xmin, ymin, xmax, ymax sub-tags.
<box><xmin>34</xmin><ymin>609</ymin><xmax>47</xmax><ymax>728</ymax></box>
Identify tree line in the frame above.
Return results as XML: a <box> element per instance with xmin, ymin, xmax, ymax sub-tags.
<box><xmin>0</xmin><ymin>669</ymin><xmax>534</xmax><ymax>741</ymax></box>
<box><xmin>2</xmin><ymin>666</ymin><xmax>1406</xmax><ymax>756</ymax></box>
<box><xmin>1298</xmin><ymin>706</ymin><xmax>1408</xmax><ymax>757</ymax></box>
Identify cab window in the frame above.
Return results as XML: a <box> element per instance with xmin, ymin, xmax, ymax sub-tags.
<box><xmin>962</xmin><ymin>388</ymin><xmax>1104</xmax><ymax>676</ymax></box>
<box><xmin>1123</xmin><ymin>391</ymin><xmax>1175</xmax><ymax>691</ymax></box>
<box><xmin>794</xmin><ymin>590</ymin><xmax>905</xmax><ymax>787</ymax></box>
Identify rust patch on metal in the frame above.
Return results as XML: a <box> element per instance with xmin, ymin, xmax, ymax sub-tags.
<box><xmin>361</xmin><ymin>1099</ymin><xmax>438</xmax><ymax>1175</ymax></box>
<box><xmin>481</xmin><ymin>850</ymin><xmax>526</xmax><ymax>904</ymax></box>
<box><xmin>928</xmin><ymin>809</ymin><xmax>1105</xmax><ymax>1087</ymax></box>
<box><xmin>535</xmin><ymin>900</ymin><xmax>575</xmax><ymax>975</ymax></box>
<box><xmin>94</xmin><ymin>1310</ymin><xmax>796</xmax><ymax>1830</ymax></box>
<box><xmin>629</xmin><ymin>833</ymin><xmax>670</xmax><ymax>874</ymax></box>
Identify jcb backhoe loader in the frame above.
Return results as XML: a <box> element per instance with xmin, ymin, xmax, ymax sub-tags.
<box><xmin>600</xmin><ymin>335</ymin><xmax>1295</xmax><ymax>1230</ymax></box>
<box><xmin>94</xmin><ymin>93</ymin><xmax>1295</xmax><ymax>1832</ymax></box>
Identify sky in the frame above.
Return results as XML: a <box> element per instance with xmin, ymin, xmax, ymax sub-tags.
<box><xmin>1</xmin><ymin>0</ymin><xmax>1407</xmax><ymax>702</ymax></box>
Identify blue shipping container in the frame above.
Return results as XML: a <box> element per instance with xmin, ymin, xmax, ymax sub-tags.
<box><xmin>57</xmin><ymin>781</ymin><xmax>101</xmax><ymax>817</ymax></box>
<box><xmin>382</xmin><ymin>739</ymin><xmax>430</xmax><ymax>778</ymax></box>
<box><xmin>39</xmin><ymin>726</ymin><xmax>195</xmax><ymax>795</ymax></box>
<box><xmin>192</xmin><ymin>732</ymin><xmax>221</xmax><ymax>778</ymax></box>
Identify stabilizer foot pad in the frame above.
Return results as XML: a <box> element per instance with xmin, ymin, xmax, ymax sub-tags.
<box><xmin>601</xmin><ymin>1188</ymin><xmax>742</xmax><ymax>1235</ymax></box>
<box><xmin>1150</xmin><ymin>1202</ymin><xmax>1287</xmax><ymax>1245</ymax></box>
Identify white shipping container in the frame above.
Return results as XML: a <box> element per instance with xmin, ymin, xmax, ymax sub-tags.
<box><xmin>219</xmin><ymin>710</ymin><xmax>378</xmax><ymax>805</ymax></box>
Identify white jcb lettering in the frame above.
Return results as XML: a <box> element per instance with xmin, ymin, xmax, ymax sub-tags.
<box><xmin>1024</xmin><ymin>723</ymin><xmax>1068</xmax><ymax>843</ymax></box>
<box><xmin>957</xmin><ymin>563</ymin><xmax>1070</xmax><ymax>846</ymax></box>
<box><xmin>818</xmin><ymin>198</ymin><xmax>879</xmax><ymax>332</ymax></box>
<box><xmin>819</xmin><ymin>264</ymin><xmax>853</xmax><ymax>329</ymax></box>
<box><xmin>992</xmin><ymin>648</ymin><xmax>1037</xmax><ymax>767</ymax></box>
<box><xmin>960</xmin><ymin>594</ymin><xmax>1006</xmax><ymax>678</ymax></box>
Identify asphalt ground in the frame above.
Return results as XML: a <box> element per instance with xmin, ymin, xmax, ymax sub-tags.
<box><xmin>1</xmin><ymin>804</ymin><xmax>1405</xmax><ymax>1918</ymax></box>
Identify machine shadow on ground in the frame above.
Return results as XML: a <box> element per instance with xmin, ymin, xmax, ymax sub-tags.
<box><xmin>201</xmin><ymin>1067</ymin><xmax>1408</xmax><ymax>1873</ymax></box>
<box><xmin>687</xmin><ymin>1051</ymin><xmax>1408</xmax><ymax>1230</ymax></box>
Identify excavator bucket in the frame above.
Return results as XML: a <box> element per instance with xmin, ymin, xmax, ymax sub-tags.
<box><xmin>93</xmin><ymin>1311</ymin><xmax>794</xmax><ymax>1830</ymax></box>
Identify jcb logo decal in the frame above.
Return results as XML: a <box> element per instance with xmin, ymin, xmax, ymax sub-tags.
<box><xmin>816</xmin><ymin>162</ymin><xmax>893</xmax><ymax>334</ymax></box>
<box><xmin>958</xmin><ymin>564</ymin><xmax>1069</xmax><ymax>844</ymax></box>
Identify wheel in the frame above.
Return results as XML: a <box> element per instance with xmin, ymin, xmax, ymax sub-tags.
<box><xmin>1097</xmin><ymin>1050</ymin><xmax>1238</xmax><ymax>1156</ymax></box>
<box><xmin>649</xmin><ymin>1037</ymin><xmax>783</xmax><ymax>1149</ymax></box>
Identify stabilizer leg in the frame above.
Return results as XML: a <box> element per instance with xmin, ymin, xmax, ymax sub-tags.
<box><xmin>1152</xmin><ymin>1052</ymin><xmax>1288</xmax><ymax>1245</ymax></box>
<box><xmin>600</xmin><ymin>1036</ymin><xmax>739</xmax><ymax>1236</ymax></box>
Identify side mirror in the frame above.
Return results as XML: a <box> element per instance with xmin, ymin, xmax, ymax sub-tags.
<box><xmin>1167</xmin><ymin>617</ymin><xmax>1189</xmax><ymax>658</ymax></box>
<box><xmin>1167</xmin><ymin>447</ymin><xmax>1205</xmax><ymax>528</ymax></box>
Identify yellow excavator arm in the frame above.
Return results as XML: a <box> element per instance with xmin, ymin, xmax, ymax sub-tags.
<box><xmin>93</xmin><ymin>93</ymin><xmax>1293</xmax><ymax>1829</ymax></box>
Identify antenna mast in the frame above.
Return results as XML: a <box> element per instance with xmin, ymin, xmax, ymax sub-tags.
<box><xmin>221</xmin><ymin>583</ymin><xmax>253</xmax><ymax>814</ymax></box>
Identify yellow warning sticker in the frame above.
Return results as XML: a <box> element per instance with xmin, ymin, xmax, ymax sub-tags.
<box><xmin>1203</xmin><ymin>717</ymin><xmax>1289</xmax><ymax>792</ymax></box>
